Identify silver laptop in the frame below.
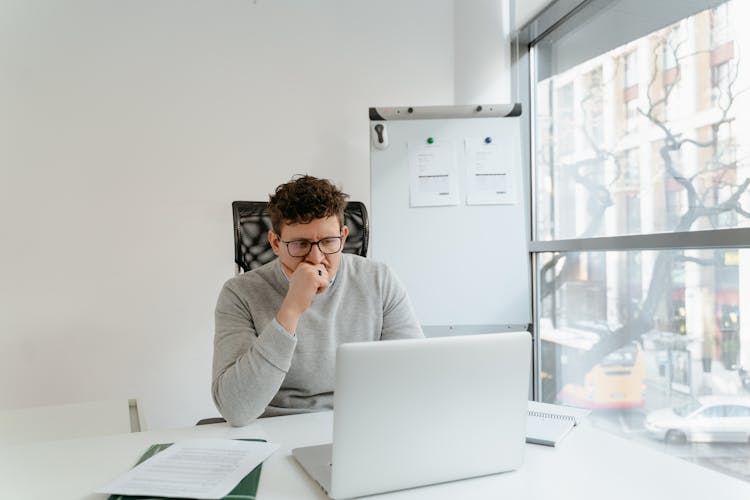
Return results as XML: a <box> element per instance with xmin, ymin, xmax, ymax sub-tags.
<box><xmin>293</xmin><ymin>331</ymin><xmax>531</xmax><ymax>499</ymax></box>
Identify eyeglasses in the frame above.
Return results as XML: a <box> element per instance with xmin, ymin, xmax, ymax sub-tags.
<box><xmin>279</xmin><ymin>235</ymin><xmax>344</xmax><ymax>257</ymax></box>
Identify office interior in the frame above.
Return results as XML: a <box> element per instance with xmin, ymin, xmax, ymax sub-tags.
<box><xmin>2</xmin><ymin>0</ymin><xmax>750</xmax><ymax>486</ymax></box>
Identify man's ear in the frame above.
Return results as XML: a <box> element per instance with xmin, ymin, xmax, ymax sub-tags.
<box><xmin>341</xmin><ymin>225</ymin><xmax>350</xmax><ymax>243</ymax></box>
<box><xmin>269</xmin><ymin>230</ymin><xmax>281</xmax><ymax>256</ymax></box>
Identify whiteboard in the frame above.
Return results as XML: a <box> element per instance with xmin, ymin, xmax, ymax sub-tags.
<box><xmin>369</xmin><ymin>106</ymin><xmax>530</xmax><ymax>335</ymax></box>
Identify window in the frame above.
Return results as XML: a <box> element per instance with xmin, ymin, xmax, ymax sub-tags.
<box><xmin>623</xmin><ymin>50</ymin><xmax>638</xmax><ymax>89</ymax></box>
<box><xmin>711</xmin><ymin>3</ymin><xmax>731</xmax><ymax>48</ymax></box>
<box><xmin>712</xmin><ymin>121</ymin><xmax>738</xmax><ymax>228</ymax></box>
<box><xmin>662</xmin><ymin>25</ymin><xmax>680</xmax><ymax>71</ymax></box>
<box><xmin>619</xmin><ymin>148</ymin><xmax>639</xmax><ymax>187</ymax></box>
<box><xmin>555</xmin><ymin>82</ymin><xmax>575</xmax><ymax>156</ymax></box>
<box><xmin>624</xmin><ymin>98</ymin><xmax>639</xmax><ymax>134</ymax></box>
<box><xmin>711</xmin><ymin>60</ymin><xmax>734</xmax><ymax>108</ymax></box>
<box><xmin>710</xmin><ymin>3</ymin><xmax>735</xmax><ymax>109</ymax></box>
<box><xmin>697</xmin><ymin>406</ymin><xmax>725</xmax><ymax>418</ymax></box>
<box><xmin>622</xmin><ymin>51</ymin><xmax>639</xmax><ymax>134</ymax></box>
<box><xmin>522</xmin><ymin>0</ymin><xmax>750</xmax><ymax>483</ymax></box>
<box><xmin>725</xmin><ymin>405</ymin><xmax>750</xmax><ymax>417</ymax></box>
<box><xmin>583</xmin><ymin>67</ymin><xmax>604</xmax><ymax>146</ymax></box>
<box><xmin>617</xmin><ymin>148</ymin><xmax>642</xmax><ymax>235</ymax></box>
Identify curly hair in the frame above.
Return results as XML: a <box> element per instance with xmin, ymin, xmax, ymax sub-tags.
<box><xmin>268</xmin><ymin>175</ymin><xmax>349</xmax><ymax>235</ymax></box>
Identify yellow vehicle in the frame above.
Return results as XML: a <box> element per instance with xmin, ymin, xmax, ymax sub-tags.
<box><xmin>557</xmin><ymin>342</ymin><xmax>645</xmax><ymax>409</ymax></box>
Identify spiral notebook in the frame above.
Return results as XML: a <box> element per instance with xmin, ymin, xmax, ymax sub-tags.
<box><xmin>526</xmin><ymin>401</ymin><xmax>590</xmax><ymax>447</ymax></box>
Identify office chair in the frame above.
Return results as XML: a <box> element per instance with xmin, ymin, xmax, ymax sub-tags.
<box><xmin>231</xmin><ymin>200</ymin><xmax>369</xmax><ymax>275</ymax></box>
<box><xmin>196</xmin><ymin>201</ymin><xmax>370</xmax><ymax>426</ymax></box>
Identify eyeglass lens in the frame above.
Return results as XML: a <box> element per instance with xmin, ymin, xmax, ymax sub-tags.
<box><xmin>287</xmin><ymin>237</ymin><xmax>342</xmax><ymax>256</ymax></box>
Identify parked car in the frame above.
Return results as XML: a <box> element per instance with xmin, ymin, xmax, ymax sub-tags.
<box><xmin>645</xmin><ymin>396</ymin><xmax>750</xmax><ymax>444</ymax></box>
<box><xmin>739</xmin><ymin>367</ymin><xmax>750</xmax><ymax>392</ymax></box>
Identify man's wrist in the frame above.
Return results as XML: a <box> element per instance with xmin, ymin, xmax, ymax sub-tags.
<box><xmin>276</xmin><ymin>302</ymin><xmax>302</xmax><ymax>336</ymax></box>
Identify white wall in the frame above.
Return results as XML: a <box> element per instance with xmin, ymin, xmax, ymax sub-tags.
<box><xmin>454</xmin><ymin>0</ymin><xmax>512</xmax><ymax>104</ymax></box>
<box><xmin>0</xmin><ymin>0</ymin><xmax>516</xmax><ymax>430</ymax></box>
<box><xmin>452</xmin><ymin>0</ymin><xmax>557</xmax><ymax>104</ymax></box>
<box><xmin>515</xmin><ymin>0</ymin><xmax>555</xmax><ymax>28</ymax></box>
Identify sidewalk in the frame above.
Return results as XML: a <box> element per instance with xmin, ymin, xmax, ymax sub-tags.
<box><xmin>642</xmin><ymin>349</ymin><xmax>749</xmax><ymax>412</ymax></box>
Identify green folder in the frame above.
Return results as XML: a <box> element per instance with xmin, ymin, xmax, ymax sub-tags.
<box><xmin>108</xmin><ymin>439</ymin><xmax>265</xmax><ymax>500</ymax></box>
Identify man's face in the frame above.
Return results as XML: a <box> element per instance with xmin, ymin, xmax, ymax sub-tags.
<box><xmin>269</xmin><ymin>216</ymin><xmax>349</xmax><ymax>278</ymax></box>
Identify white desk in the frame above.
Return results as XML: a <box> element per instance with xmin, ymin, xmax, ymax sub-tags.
<box><xmin>1</xmin><ymin>410</ymin><xmax>748</xmax><ymax>500</ymax></box>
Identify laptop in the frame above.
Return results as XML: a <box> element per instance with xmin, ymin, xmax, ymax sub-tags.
<box><xmin>292</xmin><ymin>331</ymin><xmax>531</xmax><ymax>499</ymax></box>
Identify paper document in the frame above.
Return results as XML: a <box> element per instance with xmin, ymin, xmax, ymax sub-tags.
<box><xmin>96</xmin><ymin>438</ymin><xmax>278</xmax><ymax>499</ymax></box>
<box><xmin>465</xmin><ymin>138</ymin><xmax>516</xmax><ymax>205</ymax></box>
<box><xmin>408</xmin><ymin>138</ymin><xmax>459</xmax><ymax>207</ymax></box>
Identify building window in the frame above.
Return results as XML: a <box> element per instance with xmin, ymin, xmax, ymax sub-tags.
<box><xmin>624</xmin><ymin>99</ymin><xmax>638</xmax><ymax>134</ymax></box>
<box><xmin>711</xmin><ymin>60</ymin><xmax>734</xmax><ymax>107</ymax></box>
<box><xmin>555</xmin><ymin>82</ymin><xmax>575</xmax><ymax>156</ymax></box>
<box><xmin>623</xmin><ymin>50</ymin><xmax>638</xmax><ymax>89</ymax></box>
<box><xmin>622</xmin><ymin>50</ymin><xmax>639</xmax><ymax>134</ymax></box>
<box><xmin>583</xmin><ymin>67</ymin><xmax>604</xmax><ymax>146</ymax></box>
<box><xmin>661</xmin><ymin>24</ymin><xmax>684</xmax><ymax>121</ymax></box>
<box><xmin>711</xmin><ymin>2</ymin><xmax>731</xmax><ymax>48</ymax></box>
<box><xmin>662</xmin><ymin>25</ymin><xmax>680</xmax><ymax>71</ymax></box>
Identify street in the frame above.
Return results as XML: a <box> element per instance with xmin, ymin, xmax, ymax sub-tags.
<box><xmin>585</xmin><ymin>382</ymin><xmax>750</xmax><ymax>482</ymax></box>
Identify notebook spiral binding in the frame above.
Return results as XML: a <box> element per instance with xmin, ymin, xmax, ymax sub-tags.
<box><xmin>528</xmin><ymin>411</ymin><xmax>577</xmax><ymax>424</ymax></box>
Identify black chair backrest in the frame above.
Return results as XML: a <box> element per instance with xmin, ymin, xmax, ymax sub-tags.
<box><xmin>232</xmin><ymin>201</ymin><xmax>369</xmax><ymax>273</ymax></box>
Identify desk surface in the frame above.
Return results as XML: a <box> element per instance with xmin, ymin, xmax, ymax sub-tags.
<box><xmin>1</xmin><ymin>410</ymin><xmax>748</xmax><ymax>500</ymax></box>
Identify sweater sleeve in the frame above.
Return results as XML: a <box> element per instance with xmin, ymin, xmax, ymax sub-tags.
<box><xmin>379</xmin><ymin>265</ymin><xmax>424</xmax><ymax>340</ymax></box>
<box><xmin>211</xmin><ymin>282</ymin><xmax>297</xmax><ymax>426</ymax></box>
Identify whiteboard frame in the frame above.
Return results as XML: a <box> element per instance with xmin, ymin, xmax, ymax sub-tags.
<box><xmin>370</xmin><ymin>108</ymin><xmax>531</xmax><ymax>335</ymax></box>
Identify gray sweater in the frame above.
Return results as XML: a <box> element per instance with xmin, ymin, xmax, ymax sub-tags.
<box><xmin>212</xmin><ymin>253</ymin><xmax>423</xmax><ymax>426</ymax></box>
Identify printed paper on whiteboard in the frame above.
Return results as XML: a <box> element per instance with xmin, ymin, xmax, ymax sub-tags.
<box><xmin>408</xmin><ymin>138</ymin><xmax>459</xmax><ymax>207</ymax></box>
<box><xmin>465</xmin><ymin>138</ymin><xmax>516</xmax><ymax>205</ymax></box>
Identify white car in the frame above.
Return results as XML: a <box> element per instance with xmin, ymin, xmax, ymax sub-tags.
<box><xmin>644</xmin><ymin>396</ymin><xmax>750</xmax><ymax>444</ymax></box>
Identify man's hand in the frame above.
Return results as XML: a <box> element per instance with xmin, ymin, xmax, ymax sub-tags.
<box><xmin>276</xmin><ymin>262</ymin><xmax>329</xmax><ymax>335</ymax></box>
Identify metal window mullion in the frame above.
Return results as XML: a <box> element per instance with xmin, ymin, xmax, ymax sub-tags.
<box><xmin>529</xmin><ymin>227</ymin><xmax>750</xmax><ymax>253</ymax></box>
<box><xmin>520</xmin><ymin>0</ymin><xmax>592</xmax><ymax>45</ymax></box>
<box><xmin>527</xmin><ymin>42</ymin><xmax>542</xmax><ymax>401</ymax></box>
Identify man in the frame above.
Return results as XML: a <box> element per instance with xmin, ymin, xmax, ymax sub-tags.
<box><xmin>212</xmin><ymin>175</ymin><xmax>423</xmax><ymax>426</ymax></box>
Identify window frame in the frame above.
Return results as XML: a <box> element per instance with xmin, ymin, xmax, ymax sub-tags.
<box><xmin>513</xmin><ymin>0</ymin><xmax>750</xmax><ymax>400</ymax></box>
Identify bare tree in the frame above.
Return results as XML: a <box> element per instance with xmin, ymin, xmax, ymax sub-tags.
<box><xmin>539</xmin><ymin>27</ymin><xmax>750</xmax><ymax>375</ymax></box>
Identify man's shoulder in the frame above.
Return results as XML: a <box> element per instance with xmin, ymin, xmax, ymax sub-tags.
<box><xmin>222</xmin><ymin>259</ymin><xmax>280</xmax><ymax>292</ymax></box>
<box><xmin>341</xmin><ymin>253</ymin><xmax>388</xmax><ymax>272</ymax></box>
<box><xmin>340</xmin><ymin>254</ymin><xmax>395</xmax><ymax>284</ymax></box>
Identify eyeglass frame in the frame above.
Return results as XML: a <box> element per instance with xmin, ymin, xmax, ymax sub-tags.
<box><xmin>276</xmin><ymin>233</ymin><xmax>345</xmax><ymax>258</ymax></box>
